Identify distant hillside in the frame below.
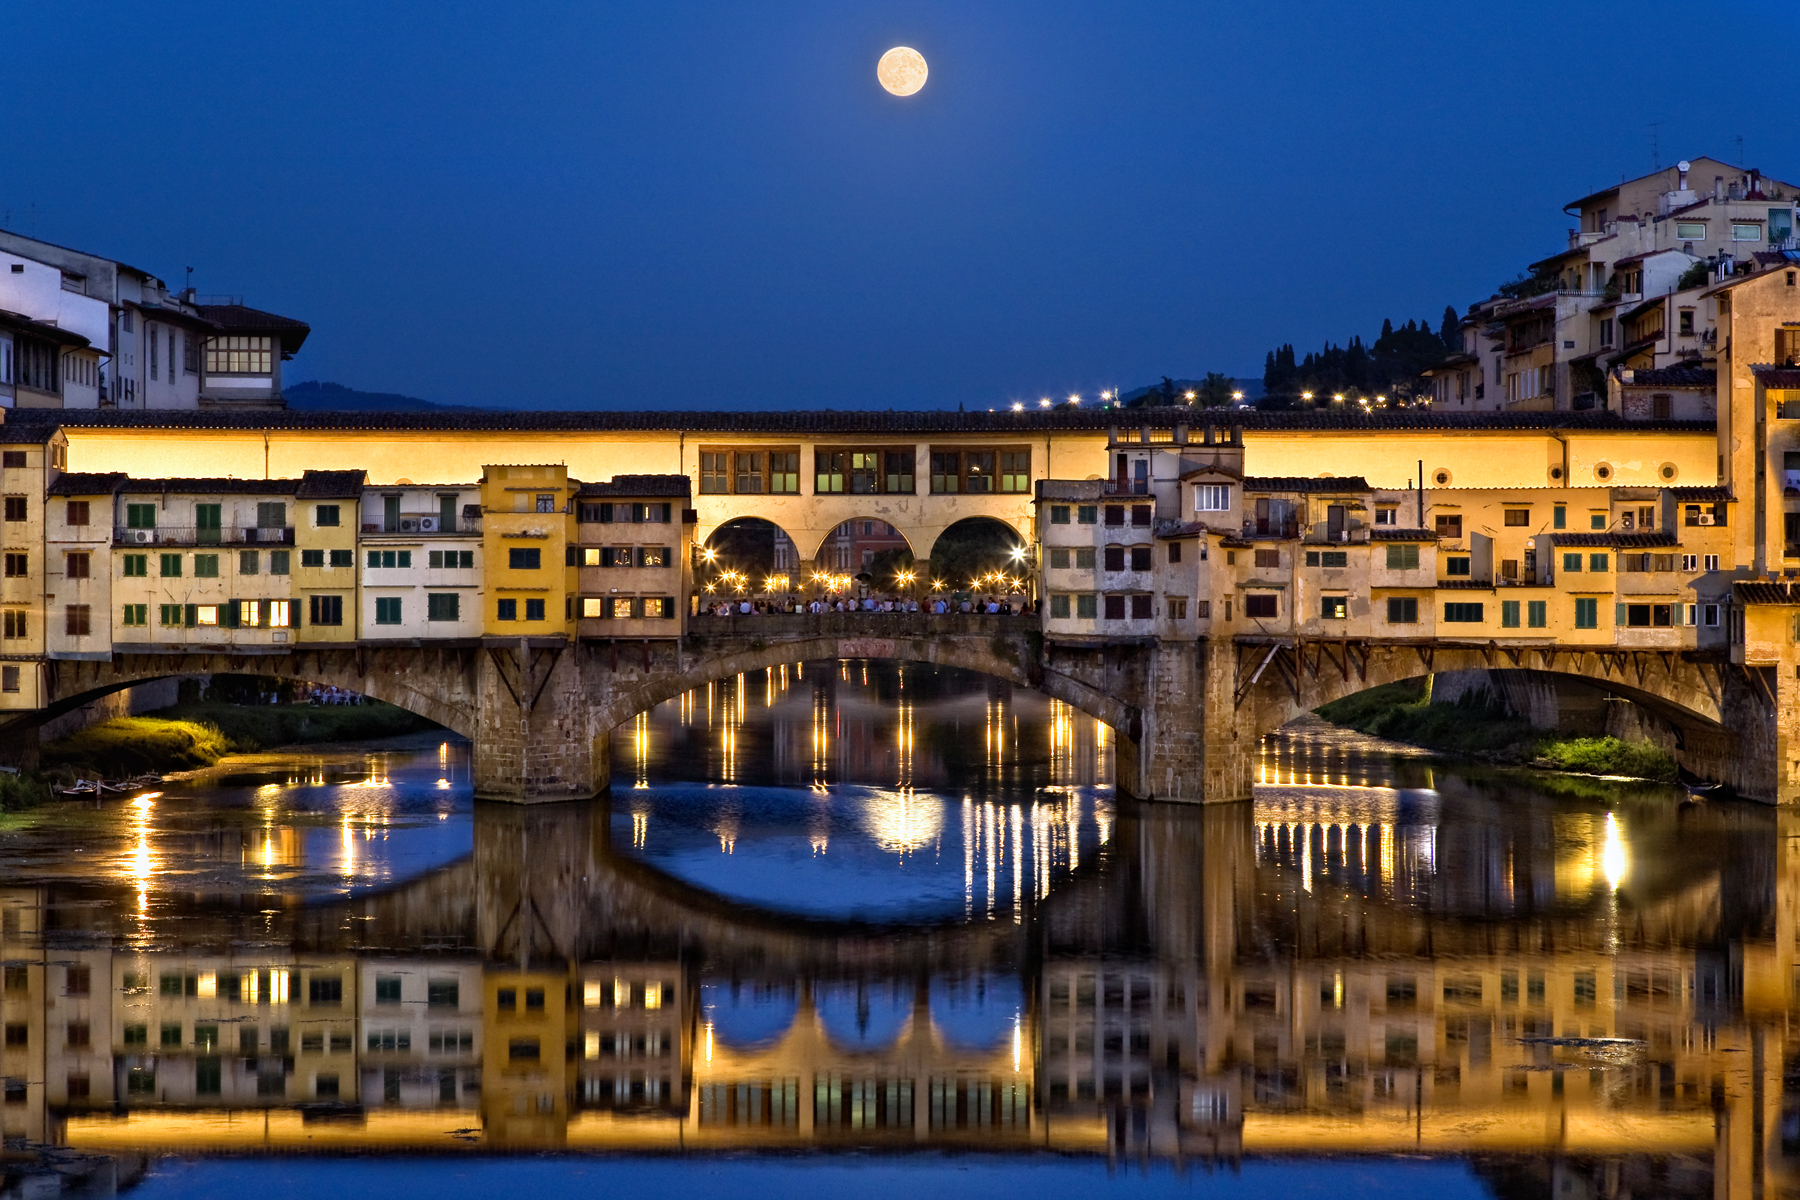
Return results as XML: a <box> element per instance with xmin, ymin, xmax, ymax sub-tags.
<box><xmin>285</xmin><ymin>381</ymin><xmax>482</xmax><ymax>413</ymax></box>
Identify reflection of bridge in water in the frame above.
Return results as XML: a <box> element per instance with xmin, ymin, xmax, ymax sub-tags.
<box><xmin>3</xmin><ymin>746</ymin><xmax>1798</xmax><ymax>1194</ymax></box>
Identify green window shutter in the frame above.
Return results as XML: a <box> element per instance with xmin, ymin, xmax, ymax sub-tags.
<box><xmin>1615</xmin><ymin>603</ymin><xmax>1627</xmax><ymax>626</ymax></box>
<box><xmin>184</xmin><ymin>604</ymin><xmax>197</xmax><ymax>628</ymax></box>
<box><xmin>223</xmin><ymin>601</ymin><xmax>240</xmax><ymax>629</ymax></box>
<box><xmin>1501</xmin><ymin>600</ymin><xmax>1519</xmax><ymax>628</ymax></box>
<box><xmin>397</xmin><ymin>551</ymin><xmax>411</xmax><ymax>569</ymax></box>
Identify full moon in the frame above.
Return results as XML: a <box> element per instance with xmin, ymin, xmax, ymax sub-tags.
<box><xmin>877</xmin><ymin>47</ymin><xmax>927</xmax><ymax>96</ymax></box>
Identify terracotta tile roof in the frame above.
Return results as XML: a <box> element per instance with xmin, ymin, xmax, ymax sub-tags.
<box><xmin>1368</xmin><ymin>528</ymin><xmax>1439</xmax><ymax>541</ymax></box>
<box><xmin>0</xmin><ymin>407</ymin><xmax>1718</xmax><ymax>436</ymax></box>
<box><xmin>193</xmin><ymin>303</ymin><xmax>311</xmax><ymax>353</ymax></box>
<box><xmin>296</xmin><ymin>469</ymin><xmax>370</xmax><ymax>498</ymax></box>
<box><xmin>574</xmin><ymin>474</ymin><xmax>692</xmax><ymax>498</ymax></box>
<box><xmin>1624</xmin><ymin>365</ymin><xmax>1715</xmax><ymax>389</ymax></box>
<box><xmin>1434</xmin><ymin>579</ymin><xmax>1493</xmax><ymax>590</ymax></box>
<box><xmin>1669</xmin><ymin>485</ymin><xmax>1731</xmax><ymax>500</ymax></box>
<box><xmin>1549</xmin><ymin>531</ymin><xmax>1679</xmax><ymax>548</ymax></box>
<box><xmin>1244</xmin><ymin>476</ymin><xmax>1371</xmax><ymax>493</ymax></box>
<box><xmin>117</xmin><ymin>477</ymin><xmax>302</xmax><ymax>495</ymax></box>
<box><xmin>1751</xmin><ymin>366</ymin><xmax>1800</xmax><ymax>387</ymax></box>
<box><xmin>1735</xmin><ymin>583</ymin><xmax>1800</xmax><ymax>606</ymax></box>
<box><xmin>46</xmin><ymin>472</ymin><xmax>128</xmax><ymax>495</ymax></box>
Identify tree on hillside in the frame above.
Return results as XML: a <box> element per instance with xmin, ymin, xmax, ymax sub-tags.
<box><xmin>1195</xmin><ymin>372</ymin><xmax>1236</xmax><ymax>407</ymax></box>
<box><xmin>1259</xmin><ymin>311</ymin><xmax>1459</xmax><ymax>405</ymax></box>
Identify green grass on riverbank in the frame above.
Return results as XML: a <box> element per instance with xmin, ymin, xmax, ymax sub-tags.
<box><xmin>40</xmin><ymin>701</ymin><xmax>441</xmax><ymax>777</ymax></box>
<box><xmin>1314</xmin><ymin>682</ymin><xmax>1678</xmax><ymax>782</ymax></box>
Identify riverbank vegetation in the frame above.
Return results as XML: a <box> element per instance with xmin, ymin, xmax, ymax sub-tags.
<box><xmin>1314</xmin><ymin>682</ymin><xmax>1678</xmax><ymax>782</ymax></box>
<box><xmin>40</xmin><ymin>700</ymin><xmax>440</xmax><ymax>778</ymax></box>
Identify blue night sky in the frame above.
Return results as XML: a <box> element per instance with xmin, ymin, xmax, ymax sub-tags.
<box><xmin>2</xmin><ymin>0</ymin><xmax>1786</xmax><ymax>410</ymax></box>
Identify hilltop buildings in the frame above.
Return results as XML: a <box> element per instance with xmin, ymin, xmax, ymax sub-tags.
<box><xmin>0</xmin><ymin>229</ymin><xmax>309</xmax><ymax>412</ymax></box>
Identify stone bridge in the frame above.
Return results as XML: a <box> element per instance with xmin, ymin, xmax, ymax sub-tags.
<box><xmin>5</xmin><ymin>614</ymin><xmax>1785</xmax><ymax>802</ymax></box>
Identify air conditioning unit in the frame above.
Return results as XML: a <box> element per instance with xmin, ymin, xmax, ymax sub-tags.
<box><xmin>132</xmin><ymin>530</ymin><xmax>154</xmax><ymax>543</ymax></box>
<box><xmin>1696</xmin><ymin>514</ymin><xmax>1716</xmax><ymax>526</ymax></box>
<box><xmin>417</xmin><ymin>516</ymin><xmax>439</xmax><ymax>532</ymax></box>
<box><xmin>399</xmin><ymin>518</ymin><xmax>421</xmax><ymax>533</ymax></box>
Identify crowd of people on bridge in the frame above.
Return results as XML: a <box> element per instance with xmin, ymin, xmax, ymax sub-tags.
<box><xmin>698</xmin><ymin>594</ymin><xmax>1035</xmax><ymax>617</ymax></box>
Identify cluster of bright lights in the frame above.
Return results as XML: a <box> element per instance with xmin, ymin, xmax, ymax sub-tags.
<box><xmin>974</xmin><ymin>569</ymin><xmax>1028</xmax><ymax>591</ymax></box>
<box><xmin>809</xmin><ymin>570</ymin><xmax>857</xmax><ymax>592</ymax></box>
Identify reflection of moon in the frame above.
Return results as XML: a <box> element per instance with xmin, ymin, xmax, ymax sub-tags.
<box><xmin>877</xmin><ymin>47</ymin><xmax>928</xmax><ymax>96</ymax></box>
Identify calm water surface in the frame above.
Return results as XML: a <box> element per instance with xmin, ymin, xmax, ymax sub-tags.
<box><xmin>0</xmin><ymin>661</ymin><xmax>1789</xmax><ymax>1200</ymax></box>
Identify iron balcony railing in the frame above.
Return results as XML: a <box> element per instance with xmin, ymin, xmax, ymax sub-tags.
<box><xmin>113</xmin><ymin>526</ymin><xmax>295</xmax><ymax>546</ymax></box>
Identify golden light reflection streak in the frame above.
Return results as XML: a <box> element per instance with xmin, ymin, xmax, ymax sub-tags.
<box><xmin>1011</xmin><ymin>803</ymin><xmax>1024</xmax><ymax>923</ymax></box>
<box><xmin>963</xmin><ymin>797</ymin><xmax>975</xmax><ymax>919</ymax></box>
<box><xmin>634</xmin><ymin>711</ymin><xmax>651</xmax><ymax>788</ymax></box>
<box><xmin>1602</xmin><ymin>812</ymin><xmax>1627</xmax><ymax>889</ymax></box>
<box><xmin>128</xmin><ymin>794</ymin><xmax>159</xmax><ymax>919</ymax></box>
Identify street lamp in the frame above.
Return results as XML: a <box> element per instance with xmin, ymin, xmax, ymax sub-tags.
<box><xmin>1231</xmin><ymin>391</ymin><xmax>1244</xmax><ymax>403</ymax></box>
<box><xmin>1011</xmin><ymin>402</ymin><xmax>1024</xmax><ymax>412</ymax></box>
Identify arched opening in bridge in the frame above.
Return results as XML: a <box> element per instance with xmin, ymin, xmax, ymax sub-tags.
<box><xmin>700</xmin><ymin>517</ymin><xmax>802</xmax><ymax>599</ymax></box>
<box><xmin>926</xmin><ymin>517</ymin><xmax>1030</xmax><ymax>600</ymax></box>
<box><xmin>811</xmin><ymin>518</ymin><xmax>916</xmax><ymax>596</ymax></box>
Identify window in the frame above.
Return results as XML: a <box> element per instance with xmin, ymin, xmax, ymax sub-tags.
<box><xmin>125</xmin><ymin>503</ymin><xmax>155</xmax><ymax>529</ymax></box>
<box><xmin>1244</xmin><ymin>594</ymin><xmax>1277</xmax><ymax>619</ymax></box>
<box><xmin>1384</xmin><ymin>543</ymin><xmax>1419</xmax><ymax>570</ymax></box>
<box><xmin>1503</xmin><ymin>509</ymin><xmax>1529</xmax><ymax>526</ymax></box>
<box><xmin>375</xmin><ymin>597</ymin><xmax>402</xmax><ymax>625</ymax></box>
<box><xmin>609</xmin><ymin>597</ymin><xmax>634</xmax><ymax>619</ymax></box>
<box><xmin>1528</xmin><ymin>600</ymin><xmax>1547</xmax><ymax>628</ymax></box>
<box><xmin>3</xmin><ymin>496</ymin><xmax>25</xmax><ymax>522</ymax></box>
<box><xmin>269</xmin><ymin>600</ymin><xmax>290</xmax><ymax>628</ymax></box>
<box><xmin>160</xmin><ymin>553</ymin><xmax>182</xmax><ymax>577</ymax></box>
<box><xmin>257</xmin><ymin>502</ymin><xmax>286</xmax><ymax>528</ymax></box>
<box><xmin>929</xmin><ymin>452</ymin><xmax>959</xmax><ymax>494</ymax></box>
<box><xmin>194</xmin><ymin>554</ymin><xmax>219</xmax><ymax>578</ymax></box>
<box><xmin>204</xmin><ymin>335</ymin><xmax>272</xmax><ymax>373</ymax></box>
<box><xmin>1320</xmin><ymin>595</ymin><xmax>1347</xmax><ymax>620</ymax></box>
<box><xmin>1703</xmin><ymin>603</ymin><xmax>1720</xmax><ymax>627</ymax></box>
<box><xmin>309</xmin><ymin>595</ymin><xmax>344</xmax><ymax>626</ymax></box>
<box><xmin>1129</xmin><ymin>546</ymin><xmax>1153</xmax><ymax>571</ymax></box>
<box><xmin>1050</xmin><ymin>594</ymin><xmax>1071</xmax><ymax>618</ymax></box>
<box><xmin>1676</xmin><ymin>221</ymin><xmax>1706</xmax><ymax>240</ymax></box>
<box><xmin>1434</xmin><ymin>514</ymin><xmax>1462</xmax><ymax>539</ymax></box>
<box><xmin>65</xmin><ymin>551</ymin><xmax>89</xmax><ymax>579</ymax></box>
<box><xmin>159</xmin><ymin>604</ymin><xmax>182</xmax><ymax>626</ymax></box>
<box><xmin>61</xmin><ymin>605</ymin><xmax>90</xmax><ymax>636</ymax></box>
<box><xmin>315</xmin><ymin>504</ymin><xmax>340</xmax><ymax>527</ymax></box>
<box><xmin>1588</xmin><ymin>553</ymin><xmax>1609</xmax><ymax>572</ymax></box>
<box><xmin>815</xmin><ymin>450</ymin><xmax>845</xmax><ymax>494</ymax></box>
<box><xmin>700</xmin><ymin>452</ymin><xmax>729</xmax><ymax>494</ymax></box>
<box><xmin>496</xmin><ymin>598</ymin><xmax>518</xmax><ymax>621</ymax></box>
<box><xmin>771</xmin><ymin>451</ymin><xmax>800</xmax><ymax>493</ymax></box>
<box><xmin>1254</xmin><ymin>548</ymin><xmax>1279</xmax><ymax>568</ymax></box>
<box><xmin>240</xmin><ymin>550</ymin><xmax>259</xmax><ymax>575</ymax></box>
<box><xmin>1195</xmin><ymin>484</ymin><xmax>1231</xmax><ymax>512</ymax></box>
<box><xmin>1050</xmin><ymin>505</ymin><xmax>1070</xmax><ymax>525</ymax></box>
<box><xmin>1104</xmin><ymin>505</ymin><xmax>1124</xmax><ymax>527</ymax></box>
<box><xmin>1574</xmin><ymin>597</ymin><xmax>1599</xmax><ymax>629</ymax></box>
<box><xmin>1731</xmin><ymin>223</ymin><xmax>1761</xmax><ymax>242</ymax></box>
<box><xmin>1374</xmin><ymin>506</ymin><xmax>1397</xmax><ymax>526</ymax></box>
<box><xmin>735</xmin><ymin>452</ymin><xmax>765</xmax><ymax>494</ymax></box>
<box><xmin>1386</xmin><ymin>597</ymin><xmax>1418</xmax><ymax>624</ymax></box>
<box><xmin>3</xmin><ymin>552</ymin><xmax>25</xmax><ymax>577</ymax></box>
<box><xmin>1561</xmin><ymin>552</ymin><xmax>1582</xmax><ymax>573</ymax></box>
<box><xmin>1104</xmin><ymin>546</ymin><xmax>1125</xmax><ymax>572</ymax></box>
<box><xmin>122</xmin><ymin>553</ymin><xmax>147</xmax><ymax>577</ymax></box>
<box><xmin>639</xmin><ymin>547</ymin><xmax>669</xmax><ymax>567</ymax></box>
<box><xmin>376</xmin><ymin>977</ymin><xmax>402</xmax><ymax>1005</ymax></box>
<box><xmin>965</xmin><ymin>451</ymin><xmax>994</xmax><ymax>492</ymax></box>
<box><xmin>1048</xmin><ymin>547</ymin><xmax>1070</xmax><ymax>569</ymax></box>
<box><xmin>508</xmin><ymin>548</ymin><xmax>541</xmax><ymax>570</ymax></box>
<box><xmin>0</xmin><ymin>451</ymin><xmax>21</xmax><ymax>469</ymax></box>
<box><xmin>366</xmin><ymin>549</ymin><xmax>413</xmax><ymax>569</ymax></box>
<box><xmin>1</xmin><ymin>611</ymin><xmax>23</xmax><ymax>639</ymax></box>
<box><xmin>195</xmin><ymin>605</ymin><xmax>218</xmax><ymax>626</ymax></box>
<box><xmin>1077</xmin><ymin>505</ymin><xmax>1096</xmax><ymax>525</ymax></box>
<box><xmin>1167</xmin><ymin>598</ymin><xmax>1187</xmax><ymax>619</ymax></box>
<box><xmin>270</xmin><ymin>550</ymin><xmax>290</xmax><ymax>575</ymax></box>
<box><xmin>1681</xmin><ymin>554</ymin><xmax>1697</xmax><ymax>572</ymax></box>
<box><xmin>427</xmin><ymin>593</ymin><xmax>459</xmax><ymax>621</ymax></box>
<box><xmin>1000</xmin><ymin>451</ymin><xmax>1030</xmax><ymax>492</ymax></box>
<box><xmin>525</xmin><ymin>599</ymin><xmax>545</xmax><ymax>621</ymax></box>
<box><xmin>1704</xmin><ymin>554</ymin><xmax>1719</xmax><ymax>571</ymax></box>
<box><xmin>1622</xmin><ymin>603</ymin><xmax>1673</xmax><ymax>627</ymax></box>
<box><xmin>1599</xmin><ymin>318</ymin><xmax>1614</xmax><ymax>347</ymax></box>
<box><xmin>66</xmin><ymin>500</ymin><xmax>89</xmax><ymax>526</ymax></box>
<box><xmin>1076</xmin><ymin>594</ymin><xmax>1096</xmax><ymax>619</ymax></box>
<box><xmin>581</xmin><ymin>597</ymin><xmax>603</xmax><ymax>618</ymax></box>
<box><xmin>1129</xmin><ymin>594</ymin><xmax>1152</xmax><ymax>619</ymax></box>
<box><xmin>1443</xmin><ymin>602</ymin><xmax>1483</xmax><ymax>623</ymax></box>
<box><xmin>1074</xmin><ymin>548</ymin><xmax>1095</xmax><ymax>569</ymax></box>
<box><xmin>0</xmin><ymin>665</ymin><xmax>17</xmax><ymax>693</ymax></box>
<box><xmin>1501</xmin><ymin>600</ymin><xmax>1520</xmax><ymax>628</ymax></box>
<box><xmin>1553</xmin><ymin>504</ymin><xmax>1566</xmax><ymax>530</ymax></box>
<box><xmin>1445</xmin><ymin>556</ymin><xmax>1470</xmax><ymax>577</ymax></box>
<box><xmin>309</xmin><ymin>975</ymin><xmax>343</xmax><ymax>1006</ymax></box>
<box><xmin>329</xmin><ymin>549</ymin><xmax>354</xmax><ymax>567</ymax></box>
<box><xmin>1168</xmin><ymin>542</ymin><xmax>1181</xmax><ymax>564</ymax></box>
<box><xmin>300</xmin><ymin>549</ymin><xmax>325</xmax><ymax>567</ymax></box>
<box><xmin>122</xmin><ymin>603</ymin><xmax>147</xmax><ymax>627</ymax></box>
<box><xmin>1589</xmin><ymin>513</ymin><xmax>1606</xmax><ymax>530</ymax></box>
<box><xmin>1304</xmin><ymin>550</ymin><xmax>1348</xmax><ymax>567</ymax></box>
<box><xmin>1103</xmin><ymin>594</ymin><xmax>1125</xmax><ymax>620</ymax></box>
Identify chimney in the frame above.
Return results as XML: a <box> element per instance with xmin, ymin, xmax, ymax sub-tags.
<box><xmin>1173</xmin><ymin>422</ymin><xmax>1188</xmax><ymax>445</ymax></box>
<box><xmin>1715</xmin><ymin>176</ymin><xmax>1725</xmax><ymax>202</ymax></box>
<box><xmin>1678</xmin><ymin>161</ymin><xmax>1689</xmax><ymax>190</ymax></box>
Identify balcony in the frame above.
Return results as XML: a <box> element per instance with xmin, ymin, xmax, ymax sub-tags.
<box><xmin>114</xmin><ymin>526</ymin><xmax>294</xmax><ymax>547</ymax></box>
<box><xmin>361</xmin><ymin>517</ymin><xmax>481</xmax><ymax>536</ymax></box>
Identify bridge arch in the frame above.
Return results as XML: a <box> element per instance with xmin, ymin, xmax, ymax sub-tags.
<box><xmin>807</xmin><ymin>517</ymin><xmax>916</xmax><ymax>585</ymax></box>
<box><xmin>924</xmin><ymin>516</ymin><xmax>1030</xmax><ymax>593</ymax></box>
<box><xmin>588</xmin><ymin>620</ymin><xmax>1134</xmax><ymax>744</ymax></box>
<box><xmin>21</xmin><ymin>646</ymin><xmax>481</xmax><ymax>741</ymax></box>
<box><xmin>700</xmin><ymin>516</ymin><xmax>805</xmax><ymax>595</ymax></box>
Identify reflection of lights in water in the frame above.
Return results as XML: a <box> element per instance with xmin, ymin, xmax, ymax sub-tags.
<box><xmin>705</xmin><ymin>1021</ymin><xmax>714</xmax><ymax>1063</ymax></box>
<box><xmin>963</xmin><ymin>798</ymin><xmax>975</xmax><ymax>918</ymax></box>
<box><xmin>1011</xmin><ymin>804</ymin><xmax>1024</xmax><ymax>922</ymax></box>
<box><xmin>632</xmin><ymin>811</ymin><xmax>649</xmax><ymax>849</ymax></box>
<box><xmin>715</xmin><ymin>818</ymin><xmax>738</xmax><ymax>854</ymax></box>
<box><xmin>633</xmin><ymin>711</ymin><xmax>651</xmax><ymax>788</ymax></box>
<box><xmin>585</xmin><ymin>1030</ymin><xmax>600</xmax><ymax>1060</ymax></box>
<box><xmin>864</xmin><ymin>790</ymin><xmax>942</xmax><ymax>856</ymax></box>
<box><xmin>1012</xmin><ymin>1018</ymin><xmax>1023</xmax><ymax>1072</ymax></box>
<box><xmin>128</xmin><ymin>795</ymin><xmax>157</xmax><ymax>916</ymax></box>
<box><xmin>1603</xmin><ymin>812</ymin><xmax>1627</xmax><ymax>889</ymax></box>
<box><xmin>438</xmin><ymin>741</ymin><xmax>448</xmax><ymax>764</ymax></box>
<box><xmin>1332</xmin><ymin>972</ymin><xmax>1344</xmax><ymax>1008</ymax></box>
<box><xmin>614</xmin><ymin>979</ymin><xmax>630</xmax><ymax>1008</ymax></box>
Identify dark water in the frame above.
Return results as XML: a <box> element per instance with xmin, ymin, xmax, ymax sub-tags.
<box><xmin>0</xmin><ymin>662</ymin><xmax>1791</xmax><ymax>1200</ymax></box>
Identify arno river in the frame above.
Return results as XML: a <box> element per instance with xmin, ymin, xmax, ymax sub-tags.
<box><xmin>0</xmin><ymin>661</ymin><xmax>1791</xmax><ymax>1199</ymax></box>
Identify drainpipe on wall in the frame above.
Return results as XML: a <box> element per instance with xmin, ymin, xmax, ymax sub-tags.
<box><xmin>1416</xmin><ymin>459</ymin><xmax>1424</xmax><ymax>529</ymax></box>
